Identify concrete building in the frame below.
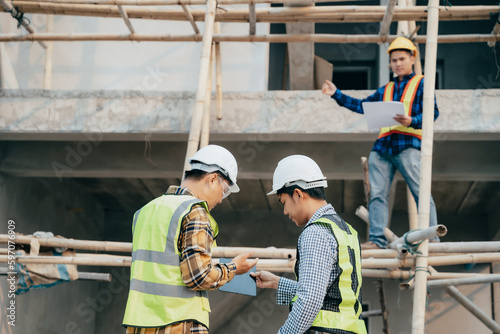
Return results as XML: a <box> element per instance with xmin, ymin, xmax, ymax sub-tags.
<box><xmin>1</xmin><ymin>0</ymin><xmax>500</xmax><ymax>333</ymax></box>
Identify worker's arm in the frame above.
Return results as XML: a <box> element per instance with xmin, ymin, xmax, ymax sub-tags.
<box><xmin>278</xmin><ymin>227</ymin><xmax>338</xmax><ymax>334</ymax></box>
<box><xmin>322</xmin><ymin>80</ymin><xmax>385</xmax><ymax>115</ymax></box>
<box><xmin>405</xmin><ymin>78</ymin><xmax>440</xmax><ymax>129</ymax></box>
<box><xmin>250</xmin><ymin>271</ymin><xmax>298</xmax><ymax>305</ymax></box>
<box><xmin>179</xmin><ymin>204</ymin><xmax>236</xmax><ymax>290</ymax></box>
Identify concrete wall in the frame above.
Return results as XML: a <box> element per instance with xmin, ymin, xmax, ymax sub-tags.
<box><xmin>0</xmin><ymin>175</ymin><xmax>105</xmax><ymax>334</ymax></box>
<box><xmin>0</xmin><ymin>11</ymin><xmax>270</xmax><ymax>92</ymax></box>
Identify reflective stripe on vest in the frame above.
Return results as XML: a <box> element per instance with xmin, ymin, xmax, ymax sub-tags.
<box><xmin>291</xmin><ymin>217</ymin><xmax>366</xmax><ymax>334</ymax></box>
<box><xmin>123</xmin><ymin>195</ymin><xmax>218</xmax><ymax>328</ymax></box>
<box><xmin>378</xmin><ymin>75</ymin><xmax>424</xmax><ymax>140</ymax></box>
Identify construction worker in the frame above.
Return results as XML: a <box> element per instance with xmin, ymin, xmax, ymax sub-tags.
<box><xmin>122</xmin><ymin>144</ymin><xmax>258</xmax><ymax>334</ymax></box>
<box><xmin>321</xmin><ymin>36</ymin><xmax>440</xmax><ymax>250</ymax></box>
<box><xmin>251</xmin><ymin>155</ymin><xmax>366</xmax><ymax>334</ymax></box>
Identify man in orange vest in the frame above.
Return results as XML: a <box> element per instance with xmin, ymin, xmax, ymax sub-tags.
<box><xmin>322</xmin><ymin>36</ymin><xmax>439</xmax><ymax>250</ymax></box>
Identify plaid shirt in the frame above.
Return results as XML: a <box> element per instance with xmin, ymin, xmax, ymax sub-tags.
<box><xmin>127</xmin><ymin>186</ymin><xmax>236</xmax><ymax>334</ymax></box>
<box><xmin>276</xmin><ymin>204</ymin><xmax>340</xmax><ymax>334</ymax></box>
<box><xmin>332</xmin><ymin>72</ymin><xmax>439</xmax><ymax>156</ymax></box>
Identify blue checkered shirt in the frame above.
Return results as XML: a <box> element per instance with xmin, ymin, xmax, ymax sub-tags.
<box><xmin>331</xmin><ymin>72</ymin><xmax>439</xmax><ymax>156</ymax></box>
<box><xmin>276</xmin><ymin>204</ymin><xmax>339</xmax><ymax>334</ymax></box>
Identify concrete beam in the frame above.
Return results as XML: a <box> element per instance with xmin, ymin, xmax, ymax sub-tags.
<box><xmin>1</xmin><ymin>89</ymin><xmax>500</xmax><ymax>140</ymax></box>
<box><xmin>1</xmin><ymin>140</ymin><xmax>499</xmax><ymax>181</ymax></box>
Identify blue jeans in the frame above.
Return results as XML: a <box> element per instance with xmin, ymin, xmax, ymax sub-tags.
<box><xmin>368</xmin><ymin>148</ymin><xmax>438</xmax><ymax>248</ymax></box>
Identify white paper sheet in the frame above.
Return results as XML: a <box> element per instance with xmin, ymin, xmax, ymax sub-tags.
<box><xmin>361</xmin><ymin>101</ymin><xmax>405</xmax><ymax>130</ymax></box>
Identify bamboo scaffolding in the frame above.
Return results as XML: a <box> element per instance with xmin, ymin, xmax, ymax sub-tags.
<box><xmin>488</xmin><ymin>15</ymin><xmax>500</xmax><ymax>48</ymax></box>
<box><xmin>427</xmin><ymin>275</ymin><xmax>500</xmax><ymax>288</ymax></box>
<box><xmin>0</xmin><ymin>234</ymin><xmax>132</xmax><ymax>252</ymax></box>
<box><xmin>181</xmin><ymin>3</ymin><xmax>200</xmax><ymax>34</ymax></box>
<box><xmin>182</xmin><ymin>0</ymin><xmax>216</xmax><ymax>174</ymax></box>
<box><xmin>117</xmin><ymin>5</ymin><xmax>135</xmax><ymax>33</ymax></box>
<box><xmin>446</xmin><ymin>285</ymin><xmax>500</xmax><ymax>333</ymax></box>
<box><xmin>379</xmin><ymin>0</ymin><xmax>397</xmax><ymax>42</ymax></box>
<box><xmin>412</xmin><ymin>0</ymin><xmax>439</xmax><ymax>330</ymax></box>
<box><xmin>8</xmin><ymin>3</ymin><xmax>498</xmax><ymax>23</ymax></box>
<box><xmin>214</xmin><ymin>22</ymin><xmax>223</xmax><ymax>120</ymax></box>
<box><xmin>5</xmin><ymin>251</ymin><xmax>500</xmax><ymax>271</ymax></box>
<box><xmin>0</xmin><ymin>235</ymin><xmax>296</xmax><ymax>258</ymax></box>
<box><xmin>7</xmin><ymin>0</ymin><xmax>363</xmax><ymax>5</ymax></box>
<box><xmin>0</xmin><ymin>0</ymin><xmax>47</xmax><ymax>48</ymax></box>
<box><xmin>200</xmin><ymin>42</ymin><xmax>214</xmax><ymax>148</ymax></box>
<box><xmin>0</xmin><ymin>267</ymin><xmax>112</xmax><ymax>282</ymax></box>
<box><xmin>387</xmin><ymin>225</ymin><xmax>447</xmax><ymax>249</ymax></box>
<box><xmin>1</xmin><ymin>33</ymin><xmax>499</xmax><ymax>44</ymax></box>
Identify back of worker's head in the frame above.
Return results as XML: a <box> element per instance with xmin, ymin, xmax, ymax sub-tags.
<box><xmin>186</xmin><ymin>144</ymin><xmax>240</xmax><ymax>193</ymax></box>
<box><xmin>267</xmin><ymin>155</ymin><xmax>327</xmax><ymax>200</ymax></box>
<box><xmin>388</xmin><ymin>36</ymin><xmax>417</xmax><ymax>57</ymax></box>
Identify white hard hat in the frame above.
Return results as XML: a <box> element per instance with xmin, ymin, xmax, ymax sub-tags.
<box><xmin>188</xmin><ymin>145</ymin><xmax>240</xmax><ymax>193</ymax></box>
<box><xmin>267</xmin><ymin>155</ymin><xmax>327</xmax><ymax>196</ymax></box>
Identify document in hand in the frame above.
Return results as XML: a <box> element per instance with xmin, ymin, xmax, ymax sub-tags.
<box><xmin>218</xmin><ymin>258</ymin><xmax>257</xmax><ymax>296</ymax></box>
<box><xmin>361</xmin><ymin>101</ymin><xmax>405</xmax><ymax>130</ymax></box>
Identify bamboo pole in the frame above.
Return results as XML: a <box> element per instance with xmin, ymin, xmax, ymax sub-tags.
<box><xmin>182</xmin><ymin>0</ymin><xmax>216</xmax><ymax>175</ymax></box>
<box><xmin>488</xmin><ymin>16</ymin><xmax>500</xmax><ymax>48</ymax></box>
<box><xmin>0</xmin><ymin>0</ymin><xmax>47</xmax><ymax>48</ymax></box>
<box><xmin>0</xmin><ymin>267</ymin><xmax>112</xmax><ymax>282</ymax></box>
<box><xmin>9</xmin><ymin>0</ymin><xmax>365</xmax><ymax>5</ymax></box>
<box><xmin>9</xmin><ymin>3</ymin><xmax>498</xmax><ymax>23</ymax></box>
<box><xmin>117</xmin><ymin>5</ymin><xmax>135</xmax><ymax>33</ymax></box>
<box><xmin>200</xmin><ymin>43</ymin><xmax>215</xmax><ymax>148</ymax></box>
<box><xmin>1</xmin><ymin>33</ymin><xmax>499</xmax><ymax>44</ymax></box>
<box><xmin>379</xmin><ymin>0</ymin><xmax>397</xmax><ymax>42</ymax></box>
<box><xmin>361</xmin><ymin>157</ymin><xmax>370</xmax><ymax>205</ymax></box>
<box><xmin>445</xmin><ymin>285</ymin><xmax>500</xmax><ymax>333</ymax></box>
<box><xmin>0</xmin><ymin>32</ymin><xmax>495</xmax><ymax>44</ymax></box>
<box><xmin>214</xmin><ymin>22</ymin><xmax>223</xmax><ymax>120</ymax></box>
<box><xmin>12</xmin><ymin>251</ymin><xmax>500</xmax><ymax>270</ymax></box>
<box><xmin>0</xmin><ymin>234</ymin><xmax>296</xmax><ymax>258</ymax></box>
<box><xmin>0</xmin><ymin>234</ymin><xmax>132</xmax><ymax>252</ymax></box>
<box><xmin>387</xmin><ymin>225</ymin><xmax>447</xmax><ymax>249</ymax></box>
<box><xmin>43</xmin><ymin>15</ymin><xmax>54</xmax><ymax>89</ymax></box>
<box><xmin>428</xmin><ymin>242</ymin><xmax>500</xmax><ymax>253</ymax></box>
<box><xmin>427</xmin><ymin>275</ymin><xmax>500</xmax><ymax>288</ymax></box>
<box><xmin>411</xmin><ymin>0</ymin><xmax>439</xmax><ymax>331</ymax></box>
<box><xmin>181</xmin><ymin>3</ymin><xmax>200</xmax><ymax>34</ymax></box>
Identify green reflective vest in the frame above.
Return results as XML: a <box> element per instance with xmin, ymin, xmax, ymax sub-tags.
<box><xmin>291</xmin><ymin>216</ymin><xmax>366</xmax><ymax>334</ymax></box>
<box><xmin>122</xmin><ymin>194</ymin><xmax>219</xmax><ymax>329</ymax></box>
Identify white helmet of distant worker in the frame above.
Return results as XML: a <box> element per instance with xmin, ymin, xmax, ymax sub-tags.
<box><xmin>188</xmin><ymin>145</ymin><xmax>240</xmax><ymax>193</ymax></box>
<box><xmin>267</xmin><ymin>155</ymin><xmax>327</xmax><ymax>195</ymax></box>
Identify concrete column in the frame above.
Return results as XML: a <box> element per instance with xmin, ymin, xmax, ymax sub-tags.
<box><xmin>286</xmin><ymin>1</ymin><xmax>314</xmax><ymax>90</ymax></box>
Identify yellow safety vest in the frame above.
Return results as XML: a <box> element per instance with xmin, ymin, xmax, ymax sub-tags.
<box><xmin>379</xmin><ymin>74</ymin><xmax>424</xmax><ymax>140</ymax></box>
<box><xmin>291</xmin><ymin>216</ymin><xmax>366</xmax><ymax>334</ymax></box>
<box><xmin>122</xmin><ymin>194</ymin><xmax>218</xmax><ymax>329</ymax></box>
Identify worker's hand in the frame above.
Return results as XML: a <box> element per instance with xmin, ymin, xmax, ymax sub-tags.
<box><xmin>394</xmin><ymin>114</ymin><xmax>412</xmax><ymax>127</ymax></box>
<box><xmin>232</xmin><ymin>251</ymin><xmax>259</xmax><ymax>275</ymax></box>
<box><xmin>250</xmin><ymin>271</ymin><xmax>280</xmax><ymax>289</ymax></box>
<box><xmin>321</xmin><ymin>80</ymin><xmax>337</xmax><ymax>96</ymax></box>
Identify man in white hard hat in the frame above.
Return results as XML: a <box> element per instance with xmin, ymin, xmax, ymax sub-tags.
<box><xmin>123</xmin><ymin>144</ymin><xmax>258</xmax><ymax>334</ymax></box>
<box><xmin>321</xmin><ymin>36</ymin><xmax>440</xmax><ymax>250</ymax></box>
<box><xmin>251</xmin><ymin>155</ymin><xmax>366</xmax><ymax>334</ymax></box>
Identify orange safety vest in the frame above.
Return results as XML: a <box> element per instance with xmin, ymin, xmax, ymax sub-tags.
<box><xmin>378</xmin><ymin>75</ymin><xmax>424</xmax><ymax>140</ymax></box>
